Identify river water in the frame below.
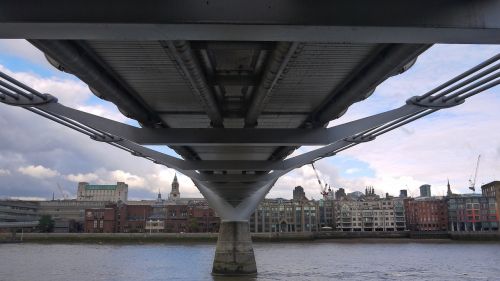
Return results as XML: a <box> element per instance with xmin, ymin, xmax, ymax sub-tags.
<box><xmin>1</xmin><ymin>240</ymin><xmax>499</xmax><ymax>281</ymax></box>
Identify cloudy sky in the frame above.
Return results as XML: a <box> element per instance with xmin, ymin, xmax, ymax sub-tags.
<box><xmin>0</xmin><ymin>40</ymin><xmax>499</xmax><ymax>201</ymax></box>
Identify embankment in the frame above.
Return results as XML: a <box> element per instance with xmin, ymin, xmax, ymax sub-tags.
<box><xmin>1</xmin><ymin>231</ymin><xmax>498</xmax><ymax>243</ymax></box>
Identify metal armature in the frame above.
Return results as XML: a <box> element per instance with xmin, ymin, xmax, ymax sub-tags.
<box><xmin>0</xmin><ymin>53</ymin><xmax>499</xmax><ymax>184</ymax></box>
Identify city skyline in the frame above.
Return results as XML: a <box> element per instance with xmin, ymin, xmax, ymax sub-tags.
<box><xmin>0</xmin><ymin>40</ymin><xmax>499</xmax><ymax>200</ymax></box>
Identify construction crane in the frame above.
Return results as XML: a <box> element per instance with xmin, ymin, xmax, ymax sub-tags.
<box><xmin>57</xmin><ymin>182</ymin><xmax>69</xmax><ymax>200</ymax></box>
<box><xmin>468</xmin><ymin>154</ymin><xmax>481</xmax><ymax>192</ymax></box>
<box><xmin>310</xmin><ymin>163</ymin><xmax>331</xmax><ymax>198</ymax></box>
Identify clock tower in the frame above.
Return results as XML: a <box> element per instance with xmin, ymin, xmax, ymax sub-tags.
<box><xmin>169</xmin><ymin>174</ymin><xmax>180</xmax><ymax>201</ymax></box>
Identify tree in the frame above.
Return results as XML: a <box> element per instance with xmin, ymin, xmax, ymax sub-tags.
<box><xmin>188</xmin><ymin>218</ymin><xmax>199</xmax><ymax>232</ymax></box>
<box><xmin>38</xmin><ymin>215</ymin><xmax>55</xmax><ymax>233</ymax></box>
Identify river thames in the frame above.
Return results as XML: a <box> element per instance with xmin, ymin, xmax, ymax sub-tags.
<box><xmin>1</xmin><ymin>240</ymin><xmax>499</xmax><ymax>281</ymax></box>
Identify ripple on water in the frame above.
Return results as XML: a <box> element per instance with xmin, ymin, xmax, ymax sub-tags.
<box><xmin>0</xmin><ymin>242</ymin><xmax>500</xmax><ymax>281</ymax></box>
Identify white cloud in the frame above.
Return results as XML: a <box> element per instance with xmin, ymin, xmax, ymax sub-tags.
<box><xmin>76</xmin><ymin>104</ymin><xmax>129</xmax><ymax>123</ymax></box>
<box><xmin>106</xmin><ymin>170</ymin><xmax>146</xmax><ymax>188</ymax></box>
<box><xmin>0</xmin><ymin>196</ymin><xmax>47</xmax><ymax>201</ymax></box>
<box><xmin>18</xmin><ymin>165</ymin><xmax>59</xmax><ymax>178</ymax></box>
<box><xmin>345</xmin><ymin>168</ymin><xmax>360</xmax><ymax>175</ymax></box>
<box><xmin>142</xmin><ymin>167</ymin><xmax>200</xmax><ymax>197</ymax></box>
<box><xmin>0</xmin><ymin>65</ymin><xmax>91</xmax><ymax>107</ymax></box>
<box><xmin>0</xmin><ymin>169</ymin><xmax>11</xmax><ymax>176</ymax></box>
<box><xmin>66</xmin><ymin>172</ymin><xmax>98</xmax><ymax>183</ymax></box>
<box><xmin>0</xmin><ymin>39</ymin><xmax>50</xmax><ymax>68</ymax></box>
<box><xmin>0</xmin><ymin>64</ymin><xmax>132</xmax><ymax>124</ymax></box>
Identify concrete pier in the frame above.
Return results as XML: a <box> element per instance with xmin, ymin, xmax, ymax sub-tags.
<box><xmin>212</xmin><ymin>221</ymin><xmax>257</xmax><ymax>275</ymax></box>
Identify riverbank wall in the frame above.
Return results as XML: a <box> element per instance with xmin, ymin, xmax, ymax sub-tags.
<box><xmin>1</xmin><ymin>231</ymin><xmax>498</xmax><ymax>243</ymax></box>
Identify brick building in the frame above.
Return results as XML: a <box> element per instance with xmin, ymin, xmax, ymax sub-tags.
<box><xmin>188</xmin><ymin>201</ymin><xmax>219</xmax><ymax>232</ymax></box>
<box><xmin>84</xmin><ymin>204</ymin><xmax>118</xmax><ymax>233</ymax></box>
<box><xmin>85</xmin><ymin>203</ymin><xmax>152</xmax><ymax>233</ymax></box>
<box><xmin>120</xmin><ymin>204</ymin><xmax>152</xmax><ymax>233</ymax></box>
<box><xmin>481</xmin><ymin>181</ymin><xmax>500</xmax><ymax>226</ymax></box>
<box><xmin>404</xmin><ymin>197</ymin><xmax>448</xmax><ymax>231</ymax></box>
<box><xmin>39</xmin><ymin>200</ymin><xmax>106</xmax><ymax>232</ymax></box>
<box><xmin>447</xmin><ymin>194</ymin><xmax>498</xmax><ymax>231</ymax></box>
<box><xmin>165</xmin><ymin>204</ymin><xmax>189</xmax><ymax>232</ymax></box>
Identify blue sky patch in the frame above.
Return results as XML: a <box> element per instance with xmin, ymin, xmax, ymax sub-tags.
<box><xmin>326</xmin><ymin>155</ymin><xmax>375</xmax><ymax>179</ymax></box>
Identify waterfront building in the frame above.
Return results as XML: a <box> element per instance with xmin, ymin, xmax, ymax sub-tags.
<box><xmin>419</xmin><ymin>184</ymin><xmax>431</xmax><ymax>197</ymax></box>
<box><xmin>39</xmin><ymin>200</ymin><xmax>106</xmax><ymax>232</ymax></box>
<box><xmin>146</xmin><ymin>190</ymin><xmax>167</xmax><ymax>233</ymax></box>
<box><xmin>447</xmin><ymin>194</ymin><xmax>498</xmax><ymax>232</ymax></box>
<box><xmin>250</xmin><ymin>198</ymin><xmax>321</xmax><ymax>233</ymax></box>
<box><xmin>165</xmin><ymin>204</ymin><xmax>189</xmax><ymax>232</ymax></box>
<box><xmin>119</xmin><ymin>204</ymin><xmax>152</xmax><ymax>233</ymax></box>
<box><xmin>0</xmin><ymin>200</ymin><xmax>39</xmax><ymax>232</ymax></box>
<box><xmin>319</xmin><ymin>199</ymin><xmax>336</xmax><ymax>229</ymax></box>
<box><xmin>145</xmin><ymin>219</ymin><xmax>164</xmax><ymax>233</ymax></box>
<box><xmin>0</xmin><ymin>200</ymin><xmax>39</xmax><ymax>223</ymax></box>
<box><xmin>336</xmin><ymin>197</ymin><xmax>406</xmax><ymax>232</ymax></box>
<box><xmin>187</xmin><ymin>200</ymin><xmax>220</xmax><ymax>232</ymax></box>
<box><xmin>84</xmin><ymin>204</ymin><xmax>118</xmax><ymax>233</ymax></box>
<box><xmin>77</xmin><ymin>182</ymin><xmax>128</xmax><ymax>202</ymax></box>
<box><xmin>85</xmin><ymin>203</ymin><xmax>152</xmax><ymax>233</ymax></box>
<box><xmin>481</xmin><ymin>181</ymin><xmax>500</xmax><ymax>226</ymax></box>
<box><xmin>84</xmin><ymin>172</ymin><xmax>219</xmax><ymax>234</ymax></box>
<box><xmin>404</xmin><ymin>197</ymin><xmax>448</xmax><ymax>231</ymax></box>
<box><xmin>128</xmin><ymin>176</ymin><xmax>219</xmax><ymax>233</ymax></box>
<box><xmin>481</xmin><ymin>181</ymin><xmax>500</xmax><ymax>197</ymax></box>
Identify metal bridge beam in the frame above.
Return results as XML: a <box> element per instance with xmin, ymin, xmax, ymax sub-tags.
<box><xmin>245</xmin><ymin>42</ymin><xmax>299</xmax><ymax>127</ymax></box>
<box><xmin>29</xmin><ymin>40</ymin><xmax>162</xmax><ymax>126</ymax></box>
<box><xmin>311</xmin><ymin>44</ymin><xmax>430</xmax><ymax>126</ymax></box>
<box><xmin>36</xmin><ymin>102</ymin><xmax>422</xmax><ymax>147</ymax></box>
<box><xmin>164</xmin><ymin>41</ymin><xmax>224</xmax><ymax>128</ymax></box>
<box><xmin>1</xmin><ymin>0</ymin><xmax>500</xmax><ymax>43</ymax></box>
<box><xmin>29</xmin><ymin>40</ymin><xmax>201</xmax><ymax>161</ymax></box>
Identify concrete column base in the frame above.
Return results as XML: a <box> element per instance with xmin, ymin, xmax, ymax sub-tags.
<box><xmin>212</xmin><ymin>221</ymin><xmax>257</xmax><ymax>275</ymax></box>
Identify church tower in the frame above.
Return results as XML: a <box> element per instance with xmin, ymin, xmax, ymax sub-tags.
<box><xmin>447</xmin><ymin>179</ymin><xmax>453</xmax><ymax>197</ymax></box>
<box><xmin>169</xmin><ymin>174</ymin><xmax>180</xmax><ymax>201</ymax></box>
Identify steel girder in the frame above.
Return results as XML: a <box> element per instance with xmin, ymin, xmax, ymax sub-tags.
<box><xmin>244</xmin><ymin>42</ymin><xmax>300</xmax><ymax>128</ymax></box>
<box><xmin>31</xmin><ymin>102</ymin><xmax>420</xmax><ymax>147</ymax></box>
<box><xmin>164</xmin><ymin>40</ymin><xmax>224</xmax><ymax>128</ymax></box>
<box><xmin>1</xmin><ymin>1</ymin><xmax>500</xmax><ymax>43</ymax></box>
<box><xmin>268</xmin><ymin>43</ymin><xmax>430</xmax><ymax>162</ymax></box>
<box><xmin>29</xmin><ymin>40</ymin><xmax>163</xmax><ymax>126</ymax></box>
<box><xmin>311</xmin><ymin>44</ymin><xmax>430</xmax><ymax>126</ymax></box>
<box><xmin>29</xmin><ymin>39</ymin><xmax>201</xmax><ymax>161</ymax></box>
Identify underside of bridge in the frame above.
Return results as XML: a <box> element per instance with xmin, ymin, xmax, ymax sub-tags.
<box><xmin>1</xmin><ymin>0</ymin><xmax>500</xmax><ymax>275</ymax></box>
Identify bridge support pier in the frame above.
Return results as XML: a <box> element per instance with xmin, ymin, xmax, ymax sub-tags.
<box><xmin>212</xmin><ymin>221</ymin><xmax>256</xmax><ymax>275</ymax></box>
<box><xmin>194</xmin><ymin>180</ymin><xmax>276</xmax><ymax>275</ymax></box>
